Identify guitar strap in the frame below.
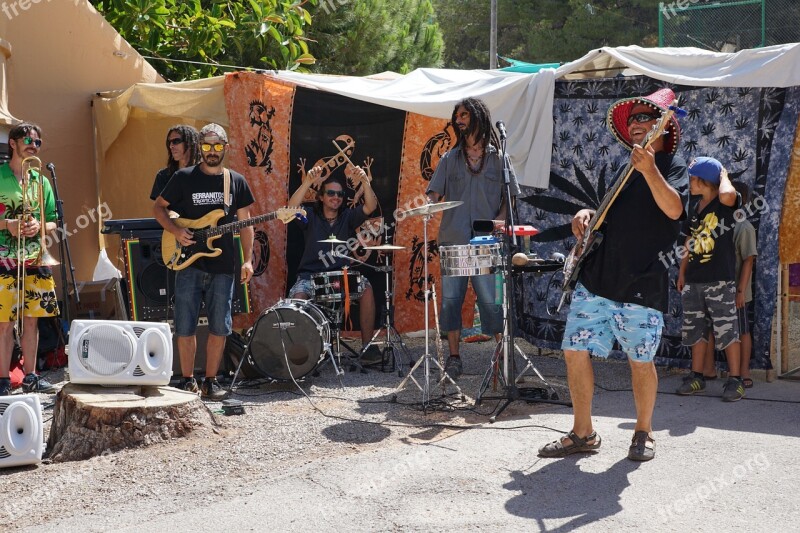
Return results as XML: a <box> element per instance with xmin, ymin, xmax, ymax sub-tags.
<box><xmin>223</xmin><ymin>168</ymin><xmax>231</xmax><ymax>215</ymax></box>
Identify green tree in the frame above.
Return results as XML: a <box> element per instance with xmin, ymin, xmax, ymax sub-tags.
<box><xmin>307</xmin><ymin>0</ymin><xmax>444</xmax><ymax>75</ymax></box>
<box><xmin>433</xmin><ymin>0</ymin><xmax>663</xmax><ymax>68</ymax></box>
<box><xmin>91</xmin><ymin>0</ymin><xmax>318</xmax><ymax>81</ymax></box>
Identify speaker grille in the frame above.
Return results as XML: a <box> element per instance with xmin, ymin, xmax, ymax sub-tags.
<box><xmin>77</xmin><ymin>325</ymin><xmax>136</xmax><ymax>376</ymax></box>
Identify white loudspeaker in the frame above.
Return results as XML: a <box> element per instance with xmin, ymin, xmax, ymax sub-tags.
<box><xmin>0</xmin><ymin>394</ymin><xmax>44</xmax><ymax>468</ymax></box>
<box><xmin>68</xmin><ymin>320</ymin><xmax>173</xmax><ymax>386</ymax></box>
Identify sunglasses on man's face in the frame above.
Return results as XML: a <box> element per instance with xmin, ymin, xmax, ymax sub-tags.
<box><xmin>325</xmin><ymin>190</ymin><xmax>345</xmax><ymax>198</ymax></box>
<box><xmin>201</xmin><ymin>143</ymin><xmax>226</xmax><ymax>153</ymax></box>
<box><xmin>168</xmin><ymin>138</ymin><xmax>184</xmax><ymax>146</ymax></box>
<box><xmin>627</xmin><ymin>113</ymin><xmax>660</xmax><ymax>126</ymax></box>
<box><xmin>23</xmin><ymin>137</ymin><xmax>42</xmax><ymax>148</ymax></box>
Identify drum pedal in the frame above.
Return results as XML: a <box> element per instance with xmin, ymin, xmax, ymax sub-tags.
<box><xmin>221</xmin><ymin>399</ymin><xmax>245</xmax><ymax>415</ymax></box>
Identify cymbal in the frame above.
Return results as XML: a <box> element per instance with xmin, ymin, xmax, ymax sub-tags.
<box><xmin>364</xmin><ymin>244</ymin><xmax>406</xmax><ymax>251</ymax></box>
<box><xmin>318</xmin><ymin>236</ymin><xmax>347</xmax><ymax>244</ymax></box>
<box><xmin>401</xmin><ymin>200</ymin><xmax>463</xmax><ymax>218</ymax></box>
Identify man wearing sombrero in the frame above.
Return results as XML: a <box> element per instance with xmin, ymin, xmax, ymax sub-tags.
<box><xmin>539</xmin><ymin>88</ymin><xmax>689</xmax><ymax>461</ymax></box>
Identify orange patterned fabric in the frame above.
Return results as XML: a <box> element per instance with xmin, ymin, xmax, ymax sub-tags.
<box><xmin>224</xmin><ymin>72</ymin><xmax>295</xmax><ymax>329</ymax></box>
<box><xmin>393</xmin><ymin>113</ymin><xmax>476</xmax><ymax>333</ymax></box>
<box><xmin>780</xmin><ymin>118</ymin><xmax>800</xmax><ymax>263</ymax></box>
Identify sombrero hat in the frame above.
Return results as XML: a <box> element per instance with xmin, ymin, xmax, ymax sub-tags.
<box><xmin>607</xmin><ymin>87</ymin><xmax>681</xmax><ymax>154</ymax></box>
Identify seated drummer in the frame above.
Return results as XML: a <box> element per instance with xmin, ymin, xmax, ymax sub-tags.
<box><xmin>287</xmin><ymin>165</ymin><xmax>381</xmax><ymax>364</ymax></box>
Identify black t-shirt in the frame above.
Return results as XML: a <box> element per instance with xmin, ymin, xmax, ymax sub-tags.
<box><xmin>150</xmin><ymin>167</ymin><xmax>173</xmax><ymax>201</ymax></box>
<box><xmin>579</xmin><ymin>152</ymin><xmax>689</xmax><ymax>312</ymax></box>
<box><xmin>684</xmin><ymin>194</ymin><xmax>741</xmax><ymax>283</ymax></box>
<box><xmin>160</xmin><ymin>165</ymin><xmax>255</xmax><ymax>274</ymax></box>
<box><xmin>295</xmin><ymin>205</ymin><xmax>368</xmax><ymax>276</ymax></box>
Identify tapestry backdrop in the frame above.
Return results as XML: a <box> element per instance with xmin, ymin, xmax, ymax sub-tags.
<box><xmin>520</xmin><ymin>77</ymin><xmax>800</xmax><ymax>369</ymax></box>
<box><xmin>223</xmin><ymin>72</ymin><xmax>474</xmax><ymax>334</ymax></box>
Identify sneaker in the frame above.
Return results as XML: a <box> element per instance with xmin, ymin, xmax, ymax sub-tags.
<box><xmin>722</xmin><ymin>377</ymin><xmax>745</xmax><ymax>402</ymax></box>
<box><xmin>443</xmin><ymin>356</ymin><xmax>463</xmax><ymax>380</ymax></box>
<box><xmin>180</xmin><ymin>377</ymin><xmax>200</xmax><ymax>394</ymax></box>
<box><xmin>201</xmin><ymin>378</ymin><xmax>229</xmax><ymax>401</ymax></box>
<box><xmin>360</xmin><ymin>345</ymin><xmax>384</xmax><ymax>365</ymax></box>
<box><xmin>676</xmin><ymin>374</ymin><xmax>705</xmax><ymax>395</ymax></box>
<box><xmin>22</xmin><ymin>373</ymin><xmax>55</xmax><ymax>393</ymax></box>
<box><xmin>0</xmin><ymin>377</ymin><xmax>10</xmax><ymax>397</ymax></box>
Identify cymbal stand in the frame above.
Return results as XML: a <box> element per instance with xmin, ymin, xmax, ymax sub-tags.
<box><xmin>361</xmin><ymin>256</ymin><xmax>412</xmax><ymax>376</ymax></box>
<box><xmin>393</xmin><ymin>211</ymin><xmax>464</xmax><ymax>410</ymax></box>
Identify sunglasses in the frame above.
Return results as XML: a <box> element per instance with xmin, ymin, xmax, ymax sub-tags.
<box><xmin>23</xmin><ymin>137</ymin><xmax>42</xmax><ymax>148</ymax></box>
<box><xmin>201</xmin><ymin>143</ymin><xmax>226</xmax><ymax>153</ymax></box>
<box><xmin>168</xmin><ymin>138</ymin><xmax>184</xmax><ymax>146</ymax></box>
<box><xmin>324</xmin><ymin>190</ymin><xmax>345</xmax><ymax>198</ymax></box>
<box><xmin>627</xmin><ymin>113</ymin><xmax>660</xmax><ymax>126</ymax></box>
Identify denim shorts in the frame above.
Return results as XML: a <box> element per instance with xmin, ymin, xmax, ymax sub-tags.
<box><xmin>681</xmin><ymin>280</ymin><xmax>739</xmax><ymax>349</ymax></box>
<box><xmin>174</xmin><ymin>267</ymin><xmax>234</xmax><ymax>337</ymax></box>
<box><xmin>561</xmin><ymin>283</ymin><xmax>664</xmax><ymax>362</ymax></box>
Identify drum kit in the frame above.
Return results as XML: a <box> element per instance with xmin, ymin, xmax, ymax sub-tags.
<box><xmin>228</xmin><ymin>197</ymin><xmax>560</xmax><ymax>415</ymax></box>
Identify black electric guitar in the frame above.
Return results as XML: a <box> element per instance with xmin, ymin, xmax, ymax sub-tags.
<box><xmin>162</xmin><ymin>207</ymin><xmax>306</xmax><ymax>271</ymax></box>
<box><xmin>558</xmin><ymin>101</ymin><xmax>680</xmax><ymax>311</ymax></box>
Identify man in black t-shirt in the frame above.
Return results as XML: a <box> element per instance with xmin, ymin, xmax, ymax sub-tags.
<box><xmin>676</xmin><ymin>157</ymin><xmax>744</xmax><ymax>402</ymax></box>
<box><xmin>538</xmin><ymin>88</ymin><xmax>689</xmax><ymax>462</ymax></box>
<box><xmin>287</xmin><ymin>165</ymin><xmax>380</xmax><ymax>364</ymax></box>
<box><xmin>154</xmin><ymin>123</ymin><xmax>255</xmax><ymax>400</ymax></box>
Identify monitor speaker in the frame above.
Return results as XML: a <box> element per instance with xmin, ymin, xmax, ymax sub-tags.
<box><xmin>0</xmin><ymin>394</ymin><xmax>44</xmax><ymax>468</ymax></box>
<box><xmin>68</xmin><ymin>320</ymin><xmax>173</xmax><ymax>386</ymax></box>
<box><xmin>124</xmin><ymin>236</ymin><xmax>250</xmax><ymax>321</ymax></box>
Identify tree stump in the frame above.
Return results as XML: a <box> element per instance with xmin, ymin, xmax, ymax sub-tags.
<box><xmin>47</xmin><ymin>383</ymin><xmax>217</xmax><ymax>462</ymax></box>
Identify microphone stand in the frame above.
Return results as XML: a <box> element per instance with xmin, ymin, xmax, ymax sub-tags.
<box><xmin>47</xmin><ymin>164</ymin><xmax>79</xmax><ymax>324</ymax></box>
<box><xmin>478</xmin><ymin>128</ymin><xmax>566</xmax><ymax>421</ymax></box>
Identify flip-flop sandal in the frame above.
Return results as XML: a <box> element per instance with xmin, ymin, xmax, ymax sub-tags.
<box><xmin>742</xmin><ymin>378</ymin><xmax>754</xmax><ymax>389</ymax></box>
<box><xmin>538</xmin><ymin>430</ymin><xmax>601</xmax><ymax>458</ymax></box>
<box><xmin>628</xmin><ymin>431</ymin><xmax>655</xmax><ymax>461</ymax></box>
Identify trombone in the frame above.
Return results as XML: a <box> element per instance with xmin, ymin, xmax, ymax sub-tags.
<box><xmin>15</xmin><ymin>156</ymin><xmax>59</xmax><ymax>335</ymax></box>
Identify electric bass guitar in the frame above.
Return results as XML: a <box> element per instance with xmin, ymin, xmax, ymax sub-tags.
<box><xmin>558</xmin><ymin>101</ymin><xmax>681</xmax><ymax>311</ymax></box>
<box><xmin>162</xmin><ymin>207</ymin><xmax>306</xmax><ymax>271</ymax></box>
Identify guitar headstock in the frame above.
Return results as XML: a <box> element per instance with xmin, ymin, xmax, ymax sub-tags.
<box><xmin>278</xmin><ymin>207</ymin><xmax>307</xmax><ymax>224</ymax></box>
<box><xmin>643</xmin><ymin>99</ymin><xmax>684</xmax><ymax>149</ymax></box>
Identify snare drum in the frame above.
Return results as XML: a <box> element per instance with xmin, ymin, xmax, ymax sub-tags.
<box><xmin>246</xmin><ymin>299</ymin><xmax>329</xmax><ymax>381</ymax></box>
<box><xmin>312</xmin><ymin>270</ymin><xmax>364</xmax><ymax>304</ymax></box>
<box><xmin>439</xmin><ymin>243</ymin><xmax>502</xmax><ymax>277</ymax></box>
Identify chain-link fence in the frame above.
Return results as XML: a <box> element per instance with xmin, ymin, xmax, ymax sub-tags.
<box><xmin>659</xmin><ymin>0</ymin><xmax>800</xmax><ymax>51</ymax></box>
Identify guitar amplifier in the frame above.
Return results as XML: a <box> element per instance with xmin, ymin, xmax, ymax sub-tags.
<box><xmin>123</xmin><ymin>236</ymin><xmax>250</xmax><ymax>321</ymax></box>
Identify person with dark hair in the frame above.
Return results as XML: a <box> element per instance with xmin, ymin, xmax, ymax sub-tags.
<box><xmin>538</xmin><ymin>88</ymin><xmax>689</xmax><ymax>461</ymax></box>
<box><xmin>0</xmin><ymin>122</ymin><xmax>58</xmax><ymax>395</ymax></box>
<box><xmin>149</xmin><ymin>125</ymin><xmax>201</xmax><ymax>201</ymax></box>
<box><xmin>425</xmin><ymin>97</ymin><xmax>520</xmax><ymax>379</ymax></box>
<box><xmin>154</xmin><ymin>123</ymin><xmax>255</xmax><ymax>400</ymax></box>
<box><xmin>287</xmin><ymin>164</ymin><xmax>380</xmax><ymax>363</ymax></box>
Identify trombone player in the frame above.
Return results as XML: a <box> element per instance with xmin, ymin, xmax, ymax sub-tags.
<box><xmin>0</xmin><ymin>123</ymin><xmax>58</xmax><ymax>395</ymax></box>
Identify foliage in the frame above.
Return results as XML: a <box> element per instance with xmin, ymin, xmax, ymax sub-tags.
<box><xmin>90</xmin><ymin>0</ymin><xmax>318</xmax><ymax>81</ymax></box>
<box><xmin>432</xmin><ymin>0</ymin><xmax>665</xmax><ymax>69</ymax></box>
<box><xmin>307</xmin><ymin>0</ymin><xmax>444</xmax><ymax>75</ymax></box>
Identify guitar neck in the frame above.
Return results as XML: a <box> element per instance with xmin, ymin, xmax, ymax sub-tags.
<box><xmin>206</xmin><ymin>211</ymin><xmax>278</xmax><ymax>237</ymax></box>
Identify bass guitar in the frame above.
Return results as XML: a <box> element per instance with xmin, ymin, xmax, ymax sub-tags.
<box><xmin>162</xmin><ymin>207</ymin><xmax>306</xmax><ymax>271</ymax></box>
<box><xmin>558</xmin><ymin>101</ymin><xmax>680</xmax><ymax>311</ymax></box>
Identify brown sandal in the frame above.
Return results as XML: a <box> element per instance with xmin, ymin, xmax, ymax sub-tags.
<box><xmin>538</xmin><ymin>431</ymin><xmax>601</xmax><ymax>458</ymax></box>
<box><xmin>628</xmin><ymin>431</ymin><xmax>655</xmax><ymax>461</ymax></box>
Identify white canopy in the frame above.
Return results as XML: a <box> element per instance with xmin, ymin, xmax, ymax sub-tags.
<box><xmin>95</xmin><ymin>44</ymin><xmax>800</xmax><ymax>190</ymax></box>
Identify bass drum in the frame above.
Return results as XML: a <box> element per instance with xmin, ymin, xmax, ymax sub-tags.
<box><xmin>247</xmin><ymin>299</ymin><xmax>330</xmax><ymax>381</ymax></box>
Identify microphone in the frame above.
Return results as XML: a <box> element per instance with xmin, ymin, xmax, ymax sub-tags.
<box><xmin>551</xmin><ymin>252</ymin><xmax>565</xmax><ymax>262</ymax></box>
<box><xmin>46</xmin><ymin>162</ymin><xmax>55</xmax><ymax>173</ymax></box>
<box><xmin>496</xmin><ymin>120</ymin><xmax>507</xmax><ymax>140</ymax></box>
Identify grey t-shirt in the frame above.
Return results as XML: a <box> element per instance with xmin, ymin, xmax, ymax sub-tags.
<box><xmin>734</xmin><ymin>218</ymin><xmax>758</xmax><ymax>302</ymax></box>
<box><xmin>426</xmin><ymin>144</ymin><xmax>520</xmax><ymax>246</ymax></box>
